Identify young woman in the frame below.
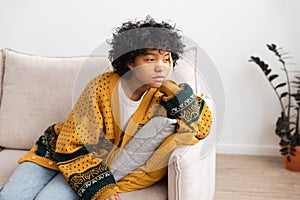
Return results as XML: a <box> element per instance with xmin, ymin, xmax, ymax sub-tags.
<box><xmin>0</xmin><ymin>16</ymin><xmax>212</xmax><ymax>200</ymax></box>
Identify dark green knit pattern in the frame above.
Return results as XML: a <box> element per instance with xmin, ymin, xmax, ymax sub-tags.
<box><xmin>55</xmin><ymin>147</ymin><xmax>90</xmax><ymax>163</ymax></box>
<box><xmin>68</xmin><ymin>162</ymin><xmax>116</xmax><ymax>200</ymax></box>
<box><xmin>36</xmin><ymin>125</ymin><xmax>58</xmax><ymax>160</ymax></box>
<box><xmin>162</xmin><ymin>83</ymin><xmax>202</xmax><ymax>124</ymax></box>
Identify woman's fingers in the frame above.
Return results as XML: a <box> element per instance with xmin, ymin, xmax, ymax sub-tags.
<box><xmin>105</xmin><ymin>194</ymin><xmax>120</xmax><ymax>200</ymax></box>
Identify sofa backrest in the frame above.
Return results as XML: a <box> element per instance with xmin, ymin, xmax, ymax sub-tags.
<box><xmin>0</xmin><ymin>48</ymin><xmax>211</xmax><ymax>151</ymax></box>
<box><xmin>0</xmin><ymin>48</ymin><xmax>110</xmax><ymax>149</ymax></box>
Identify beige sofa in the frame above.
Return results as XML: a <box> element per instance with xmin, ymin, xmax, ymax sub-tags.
<box><xmin>0</xmin><ymin>48</ymin><xmax>216</xmax><ymax>200</ymax></box>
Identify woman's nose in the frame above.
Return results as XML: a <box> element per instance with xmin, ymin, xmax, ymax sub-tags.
<box><xmin>154</xmin><ymin>64</ymin><xmax>164</xmax><ymax>72</ymax></box>
<box><xmin>154</xmin><ymin>60</ymin><xmax>169</xmax><ymax>72</ymax></box>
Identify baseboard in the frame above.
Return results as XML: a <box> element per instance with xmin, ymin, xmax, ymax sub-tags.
<box><xmin>216</xmin><ymin>143</ymin><xmax>281</xmax><ymax>157</ymax></box>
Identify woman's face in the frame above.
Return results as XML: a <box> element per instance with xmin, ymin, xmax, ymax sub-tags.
<box><xmin>128</xmin><ymin>49</ymin><xmax>173</xmax><ymax>88</ymax></box>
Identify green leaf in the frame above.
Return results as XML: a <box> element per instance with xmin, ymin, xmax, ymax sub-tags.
<box><xmin>265</xmin><ymin>69</ymin><xmax>271</xmax><ymax>76</ymax></box>
<box><xmin>249</xmin><ymin>56</ymin><xmax>270</xmax><ymax>76</ymax></box>
<box><xmin>280</xmin><ymin>92</ymin><xmax>288</xmax><ymax>98</ymax></box>
<box><xmin>267</xmin><ymin>44</ymin><xmax>277</xmax><ymax>51</ymax></box>
<box><xmin>268</xmin><ymin>74</ymin><xmax>279</xmax><ymax>82</ymax></box>
<box><xmin>280</xmin><ymin>147</ymin><xmax>288</xmax><ymax>152</ymax></box>
<box><xmin>279</xmin><ymin>140</ymin><xmax>290</xmax><ymax>146</ymax></box>
<box><xmin>275</xmin><ymin>82</ymin><xmax>286</xmax><ymax>89</ymax></box>
<box><xmin>292</xmin><ymin>93</ymin><xmax>300</xmax><ymax>101</ymax></box>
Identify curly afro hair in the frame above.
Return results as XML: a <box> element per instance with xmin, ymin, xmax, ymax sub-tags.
<box><xmin>108</xmin><ymin>16</ymin><xmax>185</xmax><ymax>77</ymax></box>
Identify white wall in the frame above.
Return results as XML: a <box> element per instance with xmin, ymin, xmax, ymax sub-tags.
<box><xmin>1</xmin><ymin>0</ymin><xmax>299</xmax><ymax>156</ymax></box>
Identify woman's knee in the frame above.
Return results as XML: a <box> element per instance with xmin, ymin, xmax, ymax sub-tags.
<box><xmin>0</xmin><ymin>162</ymin><xmax>58</xmax><ymax>200</ymax></box>
<box><xmin>35</xmin><ymin>173</ymin><xmax>79</xmax><ymax>200</ymax></box>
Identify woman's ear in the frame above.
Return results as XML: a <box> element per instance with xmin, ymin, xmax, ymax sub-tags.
<box><xmin>128</xmin><ymin>63</ymin><xmax>134</xmax><ymax>70</ymax></box>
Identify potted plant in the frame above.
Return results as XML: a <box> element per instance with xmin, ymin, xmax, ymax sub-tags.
<box><xmin>249</xmin><ymin>44</ymin><xmax>300</xmax><ymax>171</ymax></box>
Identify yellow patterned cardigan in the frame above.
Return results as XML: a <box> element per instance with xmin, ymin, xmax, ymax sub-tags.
<box><xmin>19</xmin><ymin>71</ymin><xmax>212</xmax><ymax>200</ymax></box>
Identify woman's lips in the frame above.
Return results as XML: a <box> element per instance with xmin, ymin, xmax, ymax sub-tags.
<box><xmin>153</xmin><ymin>76</ymin><xmax>166</xmax><ymax>82</ymax></box>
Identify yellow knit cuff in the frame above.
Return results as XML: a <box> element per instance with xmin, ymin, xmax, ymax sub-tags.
<box><xmin>159</xmin><ymin>80</ymin><xmax>181</xmax><ymax>101</ymax></box>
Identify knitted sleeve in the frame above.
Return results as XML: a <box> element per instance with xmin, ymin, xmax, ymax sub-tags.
<box><xmin>54</xmin><ymin>74</ymin><xmax>118</xmax><ymax>200</ymax></box>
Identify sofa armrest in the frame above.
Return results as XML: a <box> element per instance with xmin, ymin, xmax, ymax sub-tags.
<box><xmin>167</xmin><ymin>141</ymin><xmax>216</xmax><ymax>200</ymax></box>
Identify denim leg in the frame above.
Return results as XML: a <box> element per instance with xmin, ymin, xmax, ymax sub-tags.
<box><xmin>0</xmin><ymin>162</ymin><xmax>58</xmax><ymax>200</ymax></box>
<box><xmin>35</xmin><ymin>173</ymin><xmax>79</xmax><ymax>200</ymax></box>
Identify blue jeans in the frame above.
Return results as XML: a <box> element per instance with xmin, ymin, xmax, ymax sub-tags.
<box><xmin>0</xmin><ymin>162</ymin><xmax>78</xmax><ymax>200</ymax></box>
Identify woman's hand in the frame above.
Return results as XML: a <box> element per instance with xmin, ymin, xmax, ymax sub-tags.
<box><xmin>159</xmin><ymin>80</ymin><xmax>181</xmax><ymax>100</ymax></box>
<box><xmin>105</xmin><ymin>194</ymin><xmax>120</xmax><ymax>200</ymax></box>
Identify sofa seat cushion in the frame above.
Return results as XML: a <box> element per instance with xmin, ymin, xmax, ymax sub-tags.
<box><xmin>119</xmin><ymin>178</ymin><xmax>167</xmax><ymax>200</ymax></box>
<box><xmin>0</xmin><ymin>149</ymin><xmax>27</xmax><ymax>188</ymax></box>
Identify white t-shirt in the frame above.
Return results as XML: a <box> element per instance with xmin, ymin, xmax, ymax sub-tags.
<box><xmin>118</xmin><ymin>81</ymin><xmax>144</xmax><ymax>131</ymax></box>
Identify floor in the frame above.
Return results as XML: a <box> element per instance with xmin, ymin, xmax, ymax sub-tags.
<box><xmin>214</xmin><ymin>154</ymin><xmax>300</xmax><ymax>200</ymax></box>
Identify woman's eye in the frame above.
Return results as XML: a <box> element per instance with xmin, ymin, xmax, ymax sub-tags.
<box><xmin>146</xmin><ymin>58</ymin><xmax>155</xmax><ymax>62</ymax></box>
<box><xmin>164</xmin><ymin>58</ymin><xmax>170</xmax><ymax>62</ymax></box>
